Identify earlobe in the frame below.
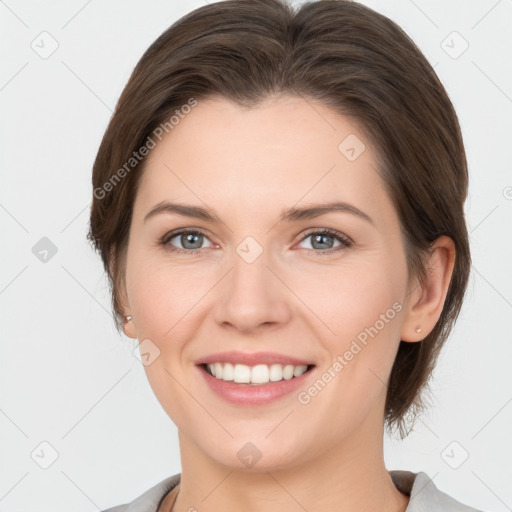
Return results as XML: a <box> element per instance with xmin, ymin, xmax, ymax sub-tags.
<box><xmin>401</xmin><ymin>236</ymin><xmax>456</xmax><ymax>342</ymax></box>
<box><xmin>110</xmin><ymin>247</ymin><xmax>137</xmax><ymax>338</ymax></box>
<box><xmin>117</xmin><ymin>274</ymin><xmax>137</xmax><ymax>339</ymax></box>
<box><xmin>122</xmin><ymin>314</ymin><xmax>137</xmax><ymax>338</ymax></box>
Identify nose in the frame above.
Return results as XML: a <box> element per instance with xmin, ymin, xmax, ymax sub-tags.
<box><xmin>213</xmin><ymin>245</ymin><xmax>293</xmax><ymax>334</ymax></box>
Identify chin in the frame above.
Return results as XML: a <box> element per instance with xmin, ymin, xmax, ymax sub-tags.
<box><xmin>195</xmin><ymin>430</ymin><xmax>313</xmax><ymax>473</ymax></box>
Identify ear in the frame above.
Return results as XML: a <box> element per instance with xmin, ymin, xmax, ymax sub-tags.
<box><xmin>400</xmin><ymin>235</ymin><xmax>456</xmax><ymax>342</ymax></box>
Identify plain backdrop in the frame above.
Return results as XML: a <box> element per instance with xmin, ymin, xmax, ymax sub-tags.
<box><xmin>1</xmin><ymin>0</ymin><xmax>511</xmax><ymax>510</ymax></box>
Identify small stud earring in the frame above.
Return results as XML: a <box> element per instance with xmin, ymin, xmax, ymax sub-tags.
<box><xmin>415</xmin><ymin>326</ymin><xmax>422</xmax><ymax>334</ymax></box>
<box><xmin>125</xmin><ymin>315</ymin><xmax>133</xmax><ymax>322</ymax></box>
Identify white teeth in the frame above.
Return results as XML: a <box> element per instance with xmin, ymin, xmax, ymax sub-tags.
<box><xmin>283</xmin><ymin>365</ymin><xmax>294</xmax><ymax>380</ymax></box>
<box><xmin>269</xmin><ymin>364</ymin><xmax>283</xmax><ymax>382</ymax></box>
<box><xmin>206</xmin><ymin>362</ymin><xmax>310</xmax><ymax>384</ymax></box>
<box><xmin>251</xmin><ymin>364</ymin><xmax>269</xmax><ymax>384</ymax></box>
<box><xmin>293</xmin><ymin>365</ymin><xmax>307</xmax><ymax>377</ymax></box>
<box><xmin>222</xmin><ymin>363</ymin><xmax>234</xmax><ymax>381</ymax></box>
<box><xmin>233</xmin><ymin>364</ymin><xmax>251</xmax><ymax>383</ymax></box>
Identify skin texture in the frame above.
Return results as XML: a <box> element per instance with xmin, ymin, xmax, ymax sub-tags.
<box><xmin>120</xmin><ymin>95</ymin><xmax>455</xmax><ymax>512</ymax></box>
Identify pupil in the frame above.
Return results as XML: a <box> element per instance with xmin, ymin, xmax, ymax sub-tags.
<box><xmin>183</xmin><ymin>233</ymin><xmax>202</xmax><ymax>249</ymax></box>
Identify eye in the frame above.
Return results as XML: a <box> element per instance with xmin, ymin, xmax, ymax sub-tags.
<box><xmin>296</xmin><ymin>228</ymin><xmax>352</xmax><ymax>254</ymax></box>
<box><xmin>160</xmin><ymin>228</ymin><xmax>352</xmax><ymax>255</ymax></box>
<box><xmin>161</xmin><ymin>229</ymin><xmax>214</xmax><ymax>253</ymax></box>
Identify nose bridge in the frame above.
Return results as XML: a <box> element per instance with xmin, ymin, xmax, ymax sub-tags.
<box><xmin>214</xmin><ymin>236</ymin><xmax>291</xmax><ymax>332</ymax></box>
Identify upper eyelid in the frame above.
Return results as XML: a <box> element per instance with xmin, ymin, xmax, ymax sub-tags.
<box><xmin>163</xmin><ymin>228</ymin><xmax>213</xmax><ymax>242</ymax></box>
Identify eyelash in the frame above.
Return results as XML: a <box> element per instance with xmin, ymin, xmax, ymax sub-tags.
<box><xmin>160</xmin><ymin>228</ymin><xmax>353</xmax><ymax>255</ymax></box>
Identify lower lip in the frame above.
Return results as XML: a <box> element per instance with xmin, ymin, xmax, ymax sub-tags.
<box><xmin>198</xmin><ymin>365</ymin><xmax>314</xmax><ymax>406</ymax></box>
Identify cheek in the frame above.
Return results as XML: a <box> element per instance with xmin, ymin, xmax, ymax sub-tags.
<box><xmin>288</xmin><ymin>256</ymin><xmax>406</xmax><ymax>345</ymax></box>
<box><xmin>125</xmin><ymin>248</ymin><xmax>213</xmax><ymax>338</ymax></box>
<box><xmin>124</xmin><ymin>252</ymin><xmax>207</xmax><ymax>425</ymax></box>
<box><xmin>291</xmin><ymin>256</ymin><xmax>406</xmax><ymax>410</ymax></box>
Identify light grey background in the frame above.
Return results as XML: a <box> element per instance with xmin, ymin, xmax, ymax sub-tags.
<box><xmin>1</xmin><ymin>0</ymin><xmax>511</xmax><ymax>510</ymax></box>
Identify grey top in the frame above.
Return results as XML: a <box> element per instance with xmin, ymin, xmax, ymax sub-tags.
<box><xmin>102</xmin><ymin>470</ymin><xmax>484</xmax><ymax>512</ymax></box>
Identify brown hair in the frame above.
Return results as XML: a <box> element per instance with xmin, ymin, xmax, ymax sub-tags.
<box><xmin>88</xmin><ymin>0</ymin><xmax>470</xmax><ymax>435</ymax></box>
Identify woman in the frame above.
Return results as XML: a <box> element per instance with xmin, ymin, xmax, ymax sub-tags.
<box><xmin>89</xmin><ymin>0</ymin><xmax>482</xmax><ymax>510</ymax></box>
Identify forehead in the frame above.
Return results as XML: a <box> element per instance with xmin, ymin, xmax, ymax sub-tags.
<box><xmin>134</xmin><ymin>94</ymin><xmax>391</xmax><ymax>224</ymax></box>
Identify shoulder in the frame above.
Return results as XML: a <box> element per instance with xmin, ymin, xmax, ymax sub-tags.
<box><xmin>390</xmin><ymin>470</ymin><xmax>485</xmax><ymax>512</ymax></box>
<box><xmin>101</xmin><ymin>473</ymin><xmax>181</xmax><ymax>512</ymax></box>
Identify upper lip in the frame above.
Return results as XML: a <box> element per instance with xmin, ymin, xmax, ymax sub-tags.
<box><xmin>196</xmin><ymin>351</ymin><xmax>314</xmax><ymax>367</ymax></box>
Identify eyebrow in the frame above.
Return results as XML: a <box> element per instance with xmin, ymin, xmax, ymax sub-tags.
<box><xmin>143</xmin><ymin>200</ymin><xmax>374</xmax><ymax>225</ymax></box>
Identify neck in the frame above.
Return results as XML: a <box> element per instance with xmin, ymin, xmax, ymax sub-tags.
<box><xmin>172</xmin><ymin>405</ymin><xmax>409</xmax><ymax>512</ymax></box>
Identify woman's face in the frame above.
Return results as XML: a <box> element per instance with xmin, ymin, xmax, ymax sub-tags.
<box><xmin>122</xmin><ymin>94</ymin><xmax>416</xmax><ymax>471</ymax></box>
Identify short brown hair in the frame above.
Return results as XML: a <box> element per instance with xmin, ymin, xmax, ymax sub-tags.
<box><xmin>88</xmin><ymin>0</ymin><xmax>471</xmax><ymax>435</ymax></box>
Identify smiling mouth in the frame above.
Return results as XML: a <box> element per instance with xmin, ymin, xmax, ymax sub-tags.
<box><xmin>201</xmin><ymin>362</ymin><xmax>315</xmax><ymax>386</ymax></box>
